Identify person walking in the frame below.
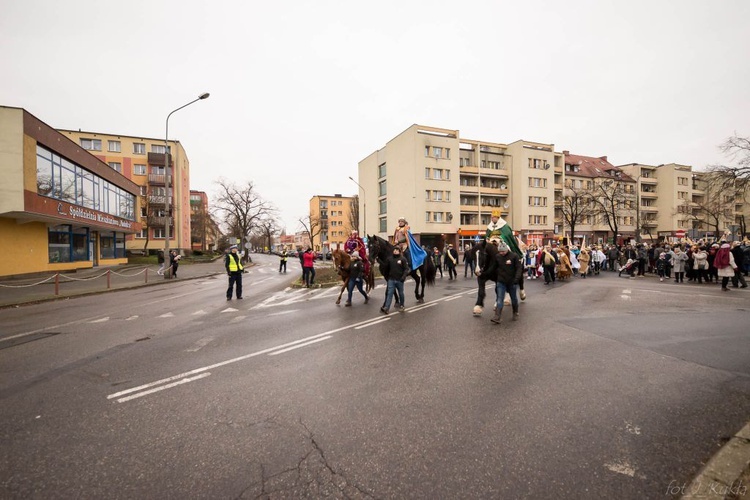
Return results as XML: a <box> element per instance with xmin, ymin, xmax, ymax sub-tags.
<box><xmin>578</xmin><ymin>247</ymin><xmax>590</xmax><ymax>278</ymax></box>
<box><xmin>279</xmin><ymin>248</ymin><xmax>288</xmax><ymax>273</ymax></box>
<box><xmin>463</xmin><ymin>244</ymin><xmax>474</xmax><ymax>278</ymax></box>
<box><xmin>380</xmin><ymin>247</ymin><xmax>409</xmax><ymax>314</ymax></box>
<box><xmin>672</xmin><ymin>246</ymin><xmax>688</xmax><ymax>283</ymax></box>
<box><xmin>491</xmin><ymin>241</ymin><xmax>523</xmax><ymax>325</ymax></box>
<box><xmin>715</xmin><ymin>242</ymin><xmax>738</xmax><ymax>291</ymax></box>
<box><xmin>225</xmin><ymin>245</ymin><xmax>244</xmax><ymax>301</ymax></box>
<box><xmin>169</xmin><ymin>250</ymin><xmax>181</xmax><ymax>278</ymax></box>
<box><xmin>731</xmin><ymin>241</ymin><xmax>748</xmax><ymax>288</ymax></box>
<box><xmin>541</xmin><ymin>245</ymin><xmax>558</xmax><ymax>285</ymax></box>
<box><xmin>302</xmin><ymin>248</ymin><xmax>316</xmax><ymax>287</ymax></box>
<box><xmin>345</xmin><ymin>252</ymin><xmax>369</xmax><ymax>306</ymax></box>
<box><xmin>433</xmin><ymin>247</ymin><xmax>443</xmax><ymax>278</ymax></box>
<box><xmin>445</xmin><ymin>244</ymin><xmax>458</xmax><ymax>280</ymax></box>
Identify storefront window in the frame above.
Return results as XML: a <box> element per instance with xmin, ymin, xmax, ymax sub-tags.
<box><xmin>48</xmin><ymin>225</ymin><xmax>71</xmax><ymax>263</ymax></box>
<box><xmin>115</xmin><ymin>234</ymin><xmax>125</xmax><ymax>258</ymax></box>
<box><xmin>72</xmin><ymin>227</ymin><xmax>89</xmax><ymax>261</ymax></box>
<box><xmin>100</xmin><ymin>231</ymin><xmax>115</xmax><ymax>259</ymax></box>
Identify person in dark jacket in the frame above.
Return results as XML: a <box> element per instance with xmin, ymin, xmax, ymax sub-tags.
<box><xmin>225</xmin><ymin>245</ymin><xmax>244</xmax><ymax>300</ymax></box>
<box><xmin>345</xmin><ymin>252</ymin><xmax>370</xmax><ymax>305</ymax></box>
<box><xmin>445</xmin><ymin>244</ymin><xmax>459</xmax><ymax>280</ymax></box>
<box><xmin>731</xmin><ymin>241</ymin><xmax>748</xmax><ymax>288</ymax></box>
<box><xmin>491</xmin><ymin>240</ymin><xmax>523</xmax><ymax>325</ymax></box>
<box><xmin>381</xmin><ymin>247</ymin><xmax>410</xmax><ymax>314</ymax></box>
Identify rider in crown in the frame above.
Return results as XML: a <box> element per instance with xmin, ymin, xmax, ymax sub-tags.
<box><xmin>486</xmin><ymin>209</ymin><xmax>523</xmax><ymax>258</ymax></box>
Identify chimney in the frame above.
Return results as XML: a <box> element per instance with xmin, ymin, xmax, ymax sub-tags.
<box><xmin>563</xmin><ymin>150</ymin><xmax>570</xmax><ymax>155</ymax></box>
<box><xmin>599</xmin><ymin>156</ymin><xmax>608</xmax><ymax>162</ymax></box>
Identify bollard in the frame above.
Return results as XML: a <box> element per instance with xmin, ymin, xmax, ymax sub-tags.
<box><xmin>55</xmin><ymin>273</ymin><xmax>59</xmax><ymax>296</ymax></box>
<box><xmin>107</xmin><ymin>269</ymin><xmax>111</xmax><ymax>289</ymax></box>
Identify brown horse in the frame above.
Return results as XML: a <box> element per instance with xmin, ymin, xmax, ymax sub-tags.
<box><xmin>331</xmin><ymin>247</ymin><xmax>375</xmax><ymax>305</ymax></box>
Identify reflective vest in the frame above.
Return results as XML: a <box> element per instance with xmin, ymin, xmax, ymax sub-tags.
<box><xmin>227</xmin><ymin>253</ymin><xmax>243</xmax><ymax>272</ymax></box>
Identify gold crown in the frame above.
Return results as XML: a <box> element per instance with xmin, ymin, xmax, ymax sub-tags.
<box><xmin>491</xmin><ymin>209</ymin><xmax>501</xmax><ymax>217</ymax></box>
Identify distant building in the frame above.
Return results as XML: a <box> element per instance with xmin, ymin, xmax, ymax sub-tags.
<box><xmin>0</xmin><ymin>106</ymin><xmax>140</xmax><ymax>276</ymax></box>
<box><xmin>309</xmin><ymin>194</ymin><xmax>355</xmax><ymax>252</ymax></box>
<box><xmin>57</xmin><ymin>129</ymin><xmax>192</xmax><ymax>253</ymax></box>
<box><xmin>189</xmin><ymin>190</ymin><xmax>220</xmax><ymax>251</ymax></box>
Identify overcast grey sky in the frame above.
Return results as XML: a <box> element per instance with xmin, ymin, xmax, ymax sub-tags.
<box><xmin>2</xmin><ymin>0</ymin><xmax>748</xmax><ymax>231</ymax></box>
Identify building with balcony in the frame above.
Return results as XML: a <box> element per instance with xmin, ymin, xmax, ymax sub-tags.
<box><xmin>57</xmin><ymin>129</ymin><xmax>192</xmax><ymax>254</ymax></box>
<box><xmin>309</xmin><ymin>194</ymin><xmax>355</xmax><ymax>253</ymax></box>
<box><xmin>563</xmin><ymin>152</ymin><xmax>637</xmax><ymax>245</ymax></box>
<box><xmin>689</xmin><ymin>171</ymin><xmax>746</xmax><ymax>241</ymax></box>
<box><xmin>189</xmin><ymin>190</ymin><xmax>220</xmax><ymax>252</ymax></box>
<box><xmin>0</xmin><ymin>106</ymin><xmax>141</xmax><ymax>276</ymax></box>
<box><xmin>357</xmin><ymin>125</ymin><xmax>563</xmax><ymax>251</ymax></box>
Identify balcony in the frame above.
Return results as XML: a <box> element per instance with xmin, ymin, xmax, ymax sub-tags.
<box><xmin>642</xmin><ymin>220</ymin><xmax>658</xmax><ymax>227</ymax></box>
<box><xmin>640</xmin><ymin>177</ymin><xmax>657</xmax><ymax>184</ymax></box>
<box><xmin>148</xmin><ymin>174</ymin><xmax>172</xmax><ymax>185</ymax></box>
<box><xmin>460</xmin><ymin>165</ymin><xmax>479</xmax><ymax>175</ymax></box>
<box><xmin>147</xmin><ymin>195</ymin><xmax>172</xmax><ymax>205</ymax></box>
<box><xmin>460</xmin><ymin>204</ymin><xmax>479</xmax><ymax>213</ymax></box>
<box><xmin>148</xmin><ymin>152</ymin><xmax>172</xmax><ymax>166</ymax></box>
<box><xmin>480</xmin><ymin>169</ymin><xmax>509</xmax><ymax>179</ymax></box>
<box><xmin>640</xmin><ymin>191</ymin><xmax>658</xmax><ymax>198</ymax></box>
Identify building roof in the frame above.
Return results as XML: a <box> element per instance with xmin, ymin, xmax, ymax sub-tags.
<box><xmin>564</xmin><ymin>152</ymin><xmax>635</xmax><ymax>182</ymax></box>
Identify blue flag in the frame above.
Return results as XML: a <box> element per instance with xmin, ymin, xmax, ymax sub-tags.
<box><xmin>407</xmin><ymin>231</ymin><xmax>427</xmax><ymax>271</ymax></box>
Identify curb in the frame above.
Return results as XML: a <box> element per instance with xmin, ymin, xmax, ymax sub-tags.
<box><xmin>682</xmin><ymin>421</ymin><xmax>750</xmax><ymax>499</ymax></box>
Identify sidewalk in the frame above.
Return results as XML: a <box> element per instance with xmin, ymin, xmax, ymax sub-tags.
<box><xmin>0</xmin><ymin>259</ymin><xmax>226</xmax><ymax>308</ymax></box>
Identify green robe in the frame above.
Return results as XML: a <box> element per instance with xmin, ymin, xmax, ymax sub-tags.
<box><xmin>485</xmin><ymin>219</ymin><xmax>523</xmax><ymax>258</ymax></box>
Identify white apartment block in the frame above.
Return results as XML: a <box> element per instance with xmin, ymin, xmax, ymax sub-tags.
<box><xmin>357</xmin><ymin>125</ymin><xmax>564</xmax><ymax>250</ymax></box>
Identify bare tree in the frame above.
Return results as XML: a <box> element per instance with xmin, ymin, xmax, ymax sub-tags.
<box><xmin>707</xmin><ymin>135</ymin><xmax>750</xmax><ymax>199</ymax></box>
<box><xmin>297</xmin><ymin>214</ymin><xmax>326</xmax><ymax>251</ymax></box>
<box><xmin>591</xmin><ymin>175</ymin><xmax>636</xmax><ymax>242</ymax></box>
<box><xmin>213</xmin><ymin>178</ymin><xmax>274</xmax><ymax>262</ymax></box>
<box><xmin>561</xmin><ymin>184</ymin><xmax>598</xmax><ymax>242</ymax></box>
<box><xmin>256</xmin><ymin>216</ymin><xmax>281</xmax><ymax>253</ymax></box>
<box><xmin>687</xmin><ymin>179</ymin><xmax>735</xmax><ymax>238</ymax></box>
<box><xmin>347</xmin><ymin>195</ymin><xmax>360</xmax><ymax>234</ymax></box>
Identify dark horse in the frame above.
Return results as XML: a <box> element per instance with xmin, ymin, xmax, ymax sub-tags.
<box><xmin>367</xmin><ymin>235</ymin><xmax>436</xmax><ymax>303</ymax></box>
<box><xmin>471</xmin><ymin>240</ymin><xmax>526</xmax><ymax>315</ymax></box>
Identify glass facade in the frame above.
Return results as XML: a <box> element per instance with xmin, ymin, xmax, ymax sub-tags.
<box><xmin>48</xmin><ymin>225</ymin><xmax>89</xmax><ymax>263</ymax></box>
<box><xmin>36</xmin><ymin>144</ymin><xmax>135</xmax><ymax>220</ymax></box>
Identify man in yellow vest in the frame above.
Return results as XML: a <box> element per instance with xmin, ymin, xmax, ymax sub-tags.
<box><xmin>225</xmin><ymin>245</ymin><xmax>244</xmax><ymax>300</ymax></box>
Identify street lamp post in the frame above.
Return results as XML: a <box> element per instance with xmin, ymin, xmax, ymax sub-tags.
<box><xmin>348</xmin><ymin>176</ymin><xmax>366</xmax><ymax>235</ymax></box>
<box><xmin>163</xmin><ymin>92</ymin><xmax>210</xmax><ymax>260</ymax></box>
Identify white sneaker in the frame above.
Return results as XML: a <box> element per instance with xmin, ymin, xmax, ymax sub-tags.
<box><xmin>660</xmin><ymin>278</ymin><xmax>663</xmax><ymax>282</ymax></box>
<box><xmin>526</xmin><ymin>276</ymin><xmax>531</xmax><ymax>280</ymax></box>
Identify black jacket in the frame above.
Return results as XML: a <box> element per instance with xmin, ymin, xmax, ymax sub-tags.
<box><xmin>349</xmin><ymin>259</ymin><xmax>364</xmax><ymax>280</ymax></box>
<box><xmin>732</xmin><ymin>246</ymin><xmax>745</xmax><ymax>268</ymax></box>
<box><xmin>382</xmin><ymin>254</ymin><xmax>410</xmax><ymax>281</ymax></box>
<box><xmin>495</xmin><ymin>250</ymin><xmax>523</xmax><ymax>285</ymax></box>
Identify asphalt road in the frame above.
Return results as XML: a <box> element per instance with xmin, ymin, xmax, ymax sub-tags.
<box><xmin>1</xmin><ymin>254</ymin><xmax>749</xmax><ymax>499</ymax></box>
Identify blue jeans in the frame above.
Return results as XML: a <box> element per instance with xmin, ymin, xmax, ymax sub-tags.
<box><xmin>384</xmin><ymin>279</ymin><xmax>405</xmax><ymax>310</ymax></box>
<box><xmin>347</xmin><ymin>277</ymin><xmax>367</xmax><ymax>302</ymax></box>
<box><xmin>495</xmin><ymin>281</ymin><xmax>518</xmax><ymax>312</ymax></box>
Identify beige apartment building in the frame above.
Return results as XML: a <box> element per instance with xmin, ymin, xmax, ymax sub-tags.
<box><xmin>58</xmin><ymin>129</ymin><xmax>192</xmax><ymax>253</ymax></box>
<box><xmin>357</xmin><ymin>125</ymin><xmax>564</xmax><ymax>250</ymax></box>
<box><xmin>563</xmin><ymin>152</ymin><xmax>638</xmax><ymax>245</ymax></box>
<box><xmin>690</xmin><ymin>171</ymin><xmax>747</xmax><ymax>241</ymax></box>
<box><xmin>309</xmin><ymin>194</ymin><xmax>355</xmax><ymax>254</ymax></box>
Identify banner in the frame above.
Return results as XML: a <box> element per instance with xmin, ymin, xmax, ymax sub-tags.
<box><xmin>407</xmin><ymin>231</ymin><xmax>427</xmax><ymax>271</ymax></box>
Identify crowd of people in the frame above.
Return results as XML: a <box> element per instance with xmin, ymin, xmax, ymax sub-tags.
<box><xmin>521</xmin><ymin>239</ymin><xmax>749</xmax><ymax>291</ymax></box>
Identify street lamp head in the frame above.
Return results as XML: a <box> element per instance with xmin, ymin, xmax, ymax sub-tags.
<box><xmin>348</xmin><ymin>176</ymin><xmax>354</xmax><ymax>181</ymax></box>
<box><xmin>199</xmin><ymin>93</ymin><xmax>210</xmax><ymax>100</ymax></box>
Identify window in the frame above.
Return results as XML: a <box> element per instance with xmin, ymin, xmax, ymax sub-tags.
<box><xmin>528</xmin><ymin>215</ymin><xmax>547</xmax><ymax>225</ymax></box>
<box><xmin>425</xmin><ymin>167</ymin><xmax>430</xmax><ymax>179</ymax></box>
<box><xmin>425</xmin><ymin>190</ymin><xmax>431</xmax><ymax>201</ymax></box>
<box><xmin>433</xmin><ymin>169</ymin><xmax>442</xmax><ymax>180</ymax></box>
<box><xmin>445</xmin><ymin>169</ymin><xmax>450</xmax><ymax>180</ymax></box>
<box><xmin>379</xmin><ymin>199</ymin><xmax>387</xmax><ymax>214</ymax></box>
<box><xmin>379</xmin><ymin>180</ymin><xmax>387</xmax><ymax>196</ymax></box>
<box><xmin>136</xmin><ymin>229</ymin><xmax>147</xmax><ymax>238</ymax></box>
<box><xmin>133</xmin><ymin>143</ymin><xmax>146</xmax><ymax>154</ymax></box>
<box><xmin>529</xmin><ymin>158</ymin><xmax>544</xmax><ymax>169</ymax></box>
<box><xmin>152</xmin><ymin>144</ymin><xmax>168</xmax><ymax>154</ymax></box>
<box><xmin>154</xmin><ymin>227</ymin><xmax>165</xmax><ymax>239</ymax></box>
<box><xmin>134</xmin><ymin>164</ymin><xmax>146</xmax><ymax>175</ymax></box>
<box><xmin>433</xmin><ymin>212</ymin><xmax>443</xmax><ymax>223</ymax></box>
<box><xmin>425</xmin><ymin>211</ymin><xmax>431</xmax><ymax>222</ymax></box>
<box><xmin>678</xmin><ymin>177</ymin><xmax>688</xmax><ymax>186</ymax></box>
<box><xmin>108</xmin><ymin>140</ymin><xmax>121</xmax><ymax>152</ymax></box>
<box><xmin>460</xmin><ymin>157</ymin><xmax>471</xmax><ymax>167</ymax></box>
<box><xmin>678</xmin><ymin>191</ymin><xmax>688</xmax><ymax>200</ymax></box>
<box><xmin>80</xmin><ymin>138</ymin><xmax>102</xmax><ymax>151</ymax></box>
<box><xmin>379</xmin><ymin>218</ymin><xmax>387</xmax><ymax>232</ymax></box>
<box><xmin>108</xmin><ymin>162</ymin><xmax>122</xmax><ymax>173</ymax></box>
<box><xmin>445</xmin><ymin>191</ymin><xmax>451</xmax><ymax>202</ymax></box>
<box><xmin>139</xmin><ymin>186</ymin><xmax>147</xmax><ymax>196</ymax></box>
<box><xmin>528</xmin><ymin>177</ymin><xmax>547</xmax><ymax>188</ymax></box>
<box><xmin>433</xmin><ymin>191</ymin><xmax>443</xmax><ymax>201</ymax></box>
<box><xmin>434</xmin><ymin>147</ymin><xmax>443</xmax><ymax>159</ymax></box>
<box><xmin>528</xmin><ymin>196</ymin><xmax>547</xmax><ymax>207</ymax></box>
<box><xmin>424</xmin><ymin>146</ymin><xmax>430</xmax><ymax>157</ymax></box>
<box><xmin>378</xmin><ymin>163</ymin><xmax>386</xmax><ymax>178</ymax></box>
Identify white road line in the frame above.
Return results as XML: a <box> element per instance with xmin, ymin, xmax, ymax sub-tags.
<box><xmin>158</xmin><ymin>312</ymin><xmax>175</xmax><ymax>318</ymax></box>
<box><xmin>269</xmin><ymin>310</ymin><xmax>298</xmax><ymax>316</ymax></box>
<box><xmin>355</xmin><ymin>318</ymin><xmax>391</xmax><ymax>329</ymax></box>
<box><xmin>221</xmin><ymin>307</ymin><xmax>239</xmax><ymax>313</ymax></box>
<box><xmin>408</xmin><ymin>303</ymin><xmax>438</xmax><ymax>313</ymax></box>
<box><xmin>89</xmin><ymin>317</ymin><xmax>110</xmax><ymax>323</ymax></box>
<box><xmin>115</xmin><ymin>373</ymin><xmax>212</xmax><ymax>403</ymax></box>
<box><xmin>443</xmin><ymin>296</ymin><xmax>463</xmax><ymax>302</ymax></box>
<box><xmin>229</xmin><ymin>315</ymin><xmax>247</xmax><ymax>323</ymax></box>
<box><xmin>125</xmin><ymin>316</ymin><xmax>139</xmax><ymax>321</ymax></box>
<box><xmin>252</xmin><ymin>277</ymin><xmax>274</xmax><ymax>285</ymax></box>
<box><xmin>623</xmin><ymin>289</ymin><xmax>632</xmax><ymax>294</ymax></box>
<box><xmin>268</xmin><ymin>336</ymin><xmax>332</xmax><ymax>355</ymax></box>
<box><xmin>192</xmin><ymin>310</ymin><xmax>208</xmax><ymax>316</ymax></box>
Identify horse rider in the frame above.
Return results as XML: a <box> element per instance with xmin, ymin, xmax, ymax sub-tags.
<box><xmin>485</xmin><ymin>209</ymin><xmax>526</xmax><ymax>300</ymax></box>
<box><xmin>393</xmin><ymin>217</ymin><xmax>411</xmax><ymax>268</ymax></box>
<box><xmin>345</xmin><ymin>229</ymin><xmax>370</xmax><ymax>277</ymax></box>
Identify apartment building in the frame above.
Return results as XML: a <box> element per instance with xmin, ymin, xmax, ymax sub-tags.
<box><xmin>690</xmin><ymin>171</ymin><xmax>747</xmax><ymax>241</ymax></box>
<box><xmin>309</xmin><ymin>194</ymin><xmax>355</xmax><ymax>253</ymax></box>
<box><xmin>357</xmin><ymin>125</ymin><xmax>563</xmax><ymax>250</ymax></box>
<box><xmin>0</xmin><ymin>106</ymin><xmax>140</xmax><ymax>276</ymax></box>
<box><xmin>58</xmin><ymin>129</ymin><xmax>192</xmax><ymax>253</ymax></box>
<box><xmin>189</xmin><ymin>190</ymin><xmax>220</xmax><ymax>252</ymax></box>
<box><xmin>563</xmin><ymin>152</ymin><xmax>637</xmax><ymax>245</ymax></box>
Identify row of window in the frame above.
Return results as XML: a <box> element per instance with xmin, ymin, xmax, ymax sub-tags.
<box><xmin>425</xmin><ymin>212</ymin><xmax>452</xmax><ymax>223</ymax></box>
<box><xmin>426</xmin><ymin>190</ymin><xmax>451</xmax><ymax>202</ymax></box>
<box><xmin>81</xmin><ymin>138</ymin><xmax>168</xmax><ymax>155</ymax></box>
<box><xmin>424</xmin><ymin>146</ymin><xmax>451</xmax><ymax>159</ymax></box>
<box><xmin>424</xmin><ymin>167</ymin><xmax>451</xmax><ymax>180</ymax></box>
<box><xmin>36</xmin><ymin>145</ymin><xmax>136</xmax><ymax>220</ymax></box>
<box><xmin>106</xmin><ymin>162</ymin><xmax>149</xmax><ymax>175</ymax></box>
<box><xmin>48</xmin><ymin>225</ymin><xmax>126</xmax><ymax>262</ymax></box>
